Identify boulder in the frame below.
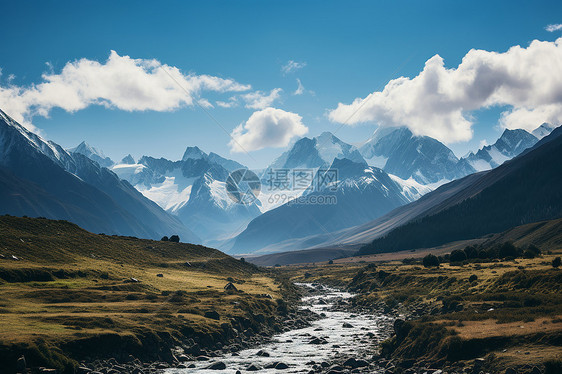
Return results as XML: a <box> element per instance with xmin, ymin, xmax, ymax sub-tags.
<box><xmin>256</xmin><ymin>350</ymin><xmax>270</xmax><ymax>357</ymax></box>
<box><xmin>224</xmin><ymin>282</ymin><xmax>238</xmax><ymax>291</ymax></box>
<box><xmin>207</xmin><ymin>361</ymin><xmax>226</xmax><ymax>370</ymax></box>
<box><xmin>275</xmin><ymin>362</ymin><xmax>289</xmax><ymax>370</ymax></box>
<box><xmin>247</xmin><ymin>364</ymin><xmax>260</xmax><ymax>371</ymax></box>
<box><xmin>342</xmin><ymin>322</ymin><xmax>354</xmax><ymax>328</ymax></box>
<box><xmin>16</xmin><ymin>355</ymin><xmax>26</xmax><ymax>372</ymax></box>
<box><xmin>156</xmin><ymin>274</ymin><xmax>163</xmax><ymax>278</ymax></box>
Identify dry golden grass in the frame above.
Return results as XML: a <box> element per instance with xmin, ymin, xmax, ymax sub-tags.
<box><xmin>0</xmin><ymin>216</ymin><xmax>293</xmax><ymax>372</ymax></box>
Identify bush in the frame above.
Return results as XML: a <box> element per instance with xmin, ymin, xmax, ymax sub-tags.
<box><xmin>169</xmin><ymin>235</ymin><xmax>180</xmax><ymax>243</ymax></box>
<box><xmin>450</xmin><ymin>249</ymin><xmax>467</xmax><ymax>263</ymax></box>
<box><xmin>160</xmin><ymin>236</ymin><xmax>169</xmax><ymax>241</ymax></box>
<box><xmin>468</xmin><ymin>274</ymin><xmax>478</xmax><ymax>282</ymax></box>
<box><xmin>527</xmin><ymin>244</ymin><xmax>541</xmax><ymax>256</ymax></box>
<box><xmin>423</xmin><ymin>254</ymin><xmax>440</xmax><ymax>267</ymax></box>
<box><xmin>463</xmin><ymin>246</ymin><xmax>478</xmax><ymax>259</ymax></box>
<box><xmin>498</xmin><ymin>242</ymin><xmax>518</xmax><ymax>258</ymax></box>
<box><xmin>328</xmin><ymin>260</ymin><xmax>334</xmax><ymax>265</ymax></box>
<box><xmin>553</xmin><ymin>257</ymin><xmax>561</xmax><ymax>269</ymax></box>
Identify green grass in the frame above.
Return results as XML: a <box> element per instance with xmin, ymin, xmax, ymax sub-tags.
<box><xmin>0</xmin><ymin>216</ymin><xmax>298</xmax><ymax>373</ymax></box>
<box><xmin>283</xmin><ymin>248</ymin><xmax>562</xmax><ymax>372</ymax></box>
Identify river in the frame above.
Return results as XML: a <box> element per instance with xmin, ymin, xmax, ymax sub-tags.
<box><xmin>167</xmin><ymin>283</ymin><xmax>392</xmax><ymax>373</ymax></box>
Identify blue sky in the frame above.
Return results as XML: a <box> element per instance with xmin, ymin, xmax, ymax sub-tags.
<box><xmin>1</xmin><ymin>0</ymin><xmax>561</xmax><ymax>168</ymax></box>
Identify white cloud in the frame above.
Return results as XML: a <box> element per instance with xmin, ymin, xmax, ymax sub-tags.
<box><xmin>479</xmin><ymin>139</ymin><xmax>488</xmax><ymax>148</ymax></box>
<box><xmin>0</xmin><ymin>50</ymin><xmax>250</xmax><ymax>131</ymax></box>
<box><xmin>216</xmin><ymin>97</ymin><xmax>239</xmax><ymax>108</ymax></box>
<box><xmin>328</xmin><ymin>38</ymin><xmax>562</xmax><ymax>143</ymax></box>
<box><xmin>281</xmin><ymin>60</ymin><xmax>307</xmax><ymax>74</ymax></box>
<box><xmin>229</xmin><ymin>107</ymin><xmax>308</xmax><ymax>153</ymax></box>
<box><xmin>197</xmin><ymin>98</ymin><xmax>214</xmax><ymax>108</ymax></box>
<box><xmin>241</xmin><ymin>88</ymin><xmax>282</xmax><ymax>109</ymax></box>
<box><xmin>294</xmin><ymin>78</ymin><xmax>305</xmax><ymax>95</ymax></box>
<box><xmin>546</xmin><ymin>24</ymin><xmax>562</xmax><ymax>32</ymax></box>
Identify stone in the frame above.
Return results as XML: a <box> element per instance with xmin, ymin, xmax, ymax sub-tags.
<box><xmin>156</xmin><ymin>274</ymin><xmax>163</xmax><ymax>277</ymax></box>
<box><xmin>342</xmin><ymin>322</ymin><xmax>354</xmax><ymax>328</ymax></box>
<box><xmin>196</xmin><ymin>356</ymin><xmax>210</xmax><ymax>361</ymax></box>
<box><xmin>247</xmin><ymin>364</ymin><xmax>260</xmax><ymax>371</ymax></box>
<box><xmin>275</xmin><ymin>362</ymin><xmax>289</xmax><ymax>369</ymax></box>
<box><xmin>16</xmin><ymin>355</ymin><xmax>26</xmax><ymax>372</ymax></box>
<box><xmin>206</xmin><ymin>361</ymin><xmax>226</xmax><ymax>370</ymax></box>
<box><xmin>505</xmin><ymin>369</ymin><xmax>517</xmax><ymax>374</ymax></box>
<box><xmin>256</xmin><ymin>350</ymin><xmax>270</xmax><ymax>357</ymax></box>
<box><xmin>224</xmin><ymin>282</ymin><xmax>238</xmax><ymax>291</ymax></box>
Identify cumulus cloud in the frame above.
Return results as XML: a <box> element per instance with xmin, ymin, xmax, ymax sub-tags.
<box><xmin>0</xmin><ymin>50</ymin><xmax>250</xmax><ymax>131</ymax></box>
<box><xmin>241</xmin><ymin>88</ymin><xmax>282</xmax><ymax>109</ymax></box>
<box><xmin>546</xmin><ymin>24</ymin><xmax>562</xmax><ymax>32</ymax></box>
<box><xmin>328</xmin><ymin>37</ymin><xmax>562</xmax><ymax>143</ymax></box>
<box><xmin>229</xmin><ymin>107</ymin><xmax>308</xmax><ymax>152</ymax></box>
<box><xmin>281</xmin><ymin>60</ymin><xmax>306</xmax><ymax>74</ymax></box>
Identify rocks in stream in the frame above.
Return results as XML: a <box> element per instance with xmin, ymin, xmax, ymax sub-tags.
<box><xmin>206</xmin><ymin>361</ymin><xmax>227</xmax><ymax>370</ymax></box>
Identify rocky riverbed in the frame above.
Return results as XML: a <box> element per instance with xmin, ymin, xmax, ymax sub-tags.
<box><xmin>159</xmin><ymin>283</ymin><xmax>395</xmax><ymax>373</ymax></box>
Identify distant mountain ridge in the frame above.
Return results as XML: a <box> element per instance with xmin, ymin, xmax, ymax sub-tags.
<box><xmin>359</xmin><ymin>127</ymin><xmax>470</xmax><ymax>184</ymax></box>
<box><xmin>68</xmin><ymin>141</ymin><xmax>115</xmax><ymax>168</ymax></box>
<box><xmin>358</xmin><ymin>126</ymin><xmax>562</xmax><ymax>255</ymax></box>
<box><xmin>230</xmin><ymin>156</ymin><xmax>428</xmax><ymax>254</ymax></box>
<box><xmin>111</xmin><ymin>146</ymin><xmax>260</xmax><ymax>247</ymax></box>
<box><xmin>0</xmin><ymin>109</ymin><xmax>199</xmax><ymax>243</ymax></box>
<box><xmin>462</xmin><ymin>129</ymin><xmax>539</xmax><ymax>172</ymax></box>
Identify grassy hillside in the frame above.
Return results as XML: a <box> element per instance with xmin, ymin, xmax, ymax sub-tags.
<box><xmin>285</xmin><ymin>237</ymin><xmax>562</xmax><ymax>373</ymax></box>
<box><xmin>0</xmin><ymin>216</ymin><xmax>297</xmax><ymax>373</ymax></box>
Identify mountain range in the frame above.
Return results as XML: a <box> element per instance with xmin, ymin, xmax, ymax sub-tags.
<box><xmin>2</xmin><ymin>104</ymin><xmax>557</xmax><ymax>255</ymax></box>
<box><xmin>0</xmin><ymin>109</ymin><xmax>199</xmax><ymax>243</ymax></box>
<box><xmin>359</xmin><ymin>125</ymin><xmax>562</xmax><ymax>254</ymax></box>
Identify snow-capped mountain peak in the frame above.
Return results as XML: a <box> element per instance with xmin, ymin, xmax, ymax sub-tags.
<box><xmin>121</xmin><ymin>154</ymin><xmax>135</xmax><ymax>164</ymax></box>
<box><xmin>462</xmin><ymin>128</ymin><xmax>538</xmax><ymax>172</ymax></box>
<box><xmin>359</xmin><ymin>126</ymin><xmax>464</xmax><ymax>184</ymax></box>
<box><xmin>181</xmin><ymin>146</ymin><xmax>207</xmax><ymax>161</ymax></box>
<box><xmin>68</xmin><ymin>141</ymin><xmax>114</xmax><ymax>168</ymax></box>
<box><xmin>532</xmin><ymin>123</ymin><xmax>558</xmax><ymax>140</ymax></box>
<box><xmin>269</xmin><ymin>132</ymin><xmax>365</xmax><ymax>170</ymax></box>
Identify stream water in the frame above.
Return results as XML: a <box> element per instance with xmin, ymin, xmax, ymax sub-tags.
<box><xmin>168</xmin><ymin>283</ymin><xmax>391</xmax><ymax>373</ymax></box>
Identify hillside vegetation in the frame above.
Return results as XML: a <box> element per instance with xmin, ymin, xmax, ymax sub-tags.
<box><xmin>0</xmin><ymin>216</ymin><xmax>297</xmax><ymax>373</ymax></box>
<box><xmin>286</xmin><ymin>235</ymin><xmax>562</xmax><ymax>373</ymax></box>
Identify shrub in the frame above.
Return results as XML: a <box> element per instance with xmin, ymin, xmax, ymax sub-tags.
<box><xmin>463</xmin><ymin>246</ymin><xmax>478</xmax><ymax>259</ymax></box>
<box><xmin>450</xmin><ymin>249</ymin><xmax>467</xmax><ymax>263</ymax></box>
<box><xmin>328</xmin><ymin>260</ymin><xmax>334</xmax><ymax>265</ymax></box>
<box><xmin>160</xmin><ymin>236</ymin><xmax>169</xmax><ymax>241</ymax></box>
<box><xmin>527</xmin><ymin>244</ymin><xmax>541</xmax><ymax>256</ymax></box>
<box><xmin>498</xmin><ymin>242</ymin><xmax>518</xmax><ymax>258</ymax></box>
<box><xmin>553</xmin><ymin>257</ymin><xmax>561</xmax><ymax>269</ymax></box>
<box><xmin>423</xmin><ymin>254</ymin><xmax>440</xmax><ymax>268</ymax></box>
<box><xmin>169</xmin><ymin>235</ymin><xmax>180</xmax><ymax>243</ymax></box>
<box><xmin>468</xmin><ymin>274</ymin><xmax>478</xmax><ymax>282</ymax></box>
